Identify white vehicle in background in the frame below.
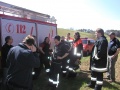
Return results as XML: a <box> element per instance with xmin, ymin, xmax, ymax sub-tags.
<box><xmin>0</xmin><ymin>1</ymin><xmax>57</xmax><ymax>69</ymax></box>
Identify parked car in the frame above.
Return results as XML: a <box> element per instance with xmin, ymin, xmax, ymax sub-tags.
<box><xmin>81</xmin><ymin>38</ymin><xmax>95</xmax><ymax>56</ymax></box>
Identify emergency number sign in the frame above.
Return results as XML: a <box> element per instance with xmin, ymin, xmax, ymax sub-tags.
<box><xmin>1</xmin><ymin>19</ymin><xmax>36</xmax><ymax>46</ymax></box>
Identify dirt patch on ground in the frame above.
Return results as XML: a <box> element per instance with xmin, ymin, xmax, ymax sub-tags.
<box><xmin>115</xmin><ymin>57</ymin><xmax>120</xmax><ymax>82</ymax></box>
<box><xmin>80</xmin><ymin>57</ymin><xmax>120</xmax><ymax>82</ymax></box>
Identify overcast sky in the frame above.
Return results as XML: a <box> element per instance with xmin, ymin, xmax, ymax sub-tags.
<box><xmin>0</xmin><ymin>0</ymin><xmax>120</xmax><ymax>30</ymax></box>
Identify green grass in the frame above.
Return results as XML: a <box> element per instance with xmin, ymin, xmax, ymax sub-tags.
<box><xmin>33</xmin><ymin>67</ymin><xmax>120</xmax><ymax>90</ymax></box>
<box><xmin>58</xmin><ymin>28</ymin><xmax>120</xmax><ymax>41</ymax></box>
<box><xmin>33</xmin><ymin>28</ymin><xmax>120</xmax><ymax>90</ymax></box>
<box><xmin>58</xmin><ymin>28</ymin><xmax>94</xmax><ymax>39</ymax></box>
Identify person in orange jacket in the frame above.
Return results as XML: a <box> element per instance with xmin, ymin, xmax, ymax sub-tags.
<box><xmin>67</xmin><ymin>32</ymin><xmax>83</xmax><ymax>77</ymax></box>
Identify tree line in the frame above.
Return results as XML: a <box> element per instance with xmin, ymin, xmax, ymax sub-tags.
<box><xmin>77</xmin><ymin>29</ymin><xmax>120</xmax><ymax>37</ymax></box>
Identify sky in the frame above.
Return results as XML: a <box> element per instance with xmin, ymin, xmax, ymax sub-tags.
<box><xmin>0</xmin><ymin>0</ymin><xmax>120</xmax><ymax>30</ymax></box>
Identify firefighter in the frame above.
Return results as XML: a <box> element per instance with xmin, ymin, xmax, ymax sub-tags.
<box><xmin>87</xmin><ymin>28</ymin><xmax>108</xmax><ymax>90</ymax></box>
<box><xmin>61</xmin><ymin>36</ymin><xmax>70</xmax><ymax>77</ymax></box>
<box><xmin>39</xmin><ymin>37</ymin><xmax>52</xmax><ymax>75</ymax></box>
<box><xmin>61</xmin><ymin>36</ymin><xmax>69</xmax><ymax>45</ymax></box>
<box><xmin>48</xmin><ymin>35</ymin><xmax>69</xmax><ymax>89</ymax></box>
<box><xmin>67</xmin><ymin>32</ymin><xmax>83</xmax><ymax>77</ymax></box>
<box><xmin>65</xmin><ymin>33</ymin><xmax>74</xmax><ymax>47</ymax></box>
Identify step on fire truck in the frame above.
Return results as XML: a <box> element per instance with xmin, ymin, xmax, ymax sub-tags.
<box><xmin>0</xmin><ymin>1</ymin><xmax>57</xmax><ymax>69</ymax></box>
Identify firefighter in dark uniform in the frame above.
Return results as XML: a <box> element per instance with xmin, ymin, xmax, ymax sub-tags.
<box><xmin>88</xmin><ymin>28</ymin><xmax>108</xmax><ymax>90</ymax></box>
<box><xmin>67</xmin><ymin>32</ymin><xmax>83</xmax><ymax>77</ymax></box>
<box><xmin>40</xmin><ymin>37</ymin><xmax>52</xmax><ymax>75</ymax></box>
<box><xmin>61</xmin><ymin>36</ymin><xmax>70</xmax><ymax>77</ymax></box>
<box><xmin>65</xmin><ymin>33</ymin><xmax>74</xmax><ymax>47</ymax></box>
<box><xmin>48</xmin><ymin>35</ymin><xmax>69</xmax><ymax>89</ymax></box>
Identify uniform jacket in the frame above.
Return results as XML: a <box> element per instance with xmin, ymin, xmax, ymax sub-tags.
<box><xmin>65</xmin><ymin>37</ymin><xmax>74</xmax><ymax>47</ymax></box>
<box><xmin>65</xmin><ymin>37</ymin><xmax>74</xmax><ymax>42</ymax></box>
<box><xmin>40</xmin><ymin>42</ymin><xmax>51</xmax><ymax>56</ymax></box>
<box><xmin>1</xmin><ymin>43</ymin><xmax>13</xmax><ymax>68</ymax></box>
<box><xmin>70</xmin><ymin>38</ymin><xmax>83</xmax><ymax>59</ymax></box>
<box><xmin>61</xmin><ymin>40</ymin><xmax>71</xmax><ymax>49</ymax></box>
<box><xmin>6</xmin><ymin>43</ymin><xmax>40</xmax><ymax>89</ymax></box>
<box><xmin>52</xmin><ymin>42</ymin><xmax>69</xmax><ymax>63</ymax></box>
<box><xmin>90</xmin><ymin>36</ymin><xmax>108</xmax><ymax>72</ymax></box>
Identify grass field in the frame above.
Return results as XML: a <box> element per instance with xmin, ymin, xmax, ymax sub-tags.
<box><xmin>57</xmin><ymin>28</ymin><xmax>94</xmax><ymax>39</ymax></box>
<box><xmin>33</xmin><ymin>28</ymin><xmax>120</xmax><ymax>90</ymax></box>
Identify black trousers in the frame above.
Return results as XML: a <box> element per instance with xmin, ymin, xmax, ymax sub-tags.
<box><xmin>6</xmin><ymin>84</ymin><xmax>32</xmax><ymax>90</ymax></box>
<box><xmin>33</xmin><ymin>58</ymin><xmax>41</xmax><ymax>79</ymax></box>
<box><xmin>0</xmin><ymin>68</ymin><xmax>8</xmax><ymax>90</ymax></box>
<box><xmin>41</xmin><ymin>56</ymin><xmax>51</xmax><ymax>73</ymax></box>
<box><xmin>69</xmin><ymin>55</ymin><xmax>79</xmax><ymax>70</ymax></box>
<box><xmin>90</xmin><ymin>71</ymin><xmax>103</xmax><ymax>90</ymax></box>
<box><xmin>61</xmin><ymin>59</ymin><xmax>68</xmax><ymax>74</ymax></box>
<box><xmin>49</xmin><ymin>61</ymin><xmax>61</xmax><ymax>88</ymax></box>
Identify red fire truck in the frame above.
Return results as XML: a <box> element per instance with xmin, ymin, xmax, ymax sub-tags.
<box><xmin>0</xmin><ymin>1</ymin><xmax>57</xmax><ymax>69</ymax></box>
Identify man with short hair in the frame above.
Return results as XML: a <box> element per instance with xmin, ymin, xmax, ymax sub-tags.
<box><xmin>88</xmin><ymin>28</ymin><xmax>108</xmax><ymax>90</ymax></box>
<box><xmin>1</xmin><ymin>36</ymin><xmax>13</xmax><ymax>89</ymax></box>
<box><xmin>1</xmin><ymin>36</ymin><xmax>13</xmax><ymax>68</ymax></box>
<box><xmin>6</xmin><ymin>35</ymin><xmax>40</xmax><ymax>90</ymax></box>
<box><xmin>61</xmin><ymin>36</ymin><xmax>70</xmax><ymax>77</ymax></box>
<box><xmin>48</xmin><ymin>35</ymin><xmax>69</xmax><ymax>89</ymax></box>
<box><xmin>65</xmin><ymin>33</ymin><xmax>74</xmax><ymax>47</ymax></box>
<box><xmin>107</xmin><ymin>32</ymin><xmax>120</xmax><ymax>82</ymax></box>
<box><xmin>67</xmin><ymin>32</ymin><xmax>83</xmax><ymax>77</ymax></box>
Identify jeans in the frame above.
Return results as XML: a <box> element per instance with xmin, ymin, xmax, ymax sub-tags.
<box><xmin>107</xmin><ymin>55</ymin><xmax>118</xmax><ymax>81</ymax></box>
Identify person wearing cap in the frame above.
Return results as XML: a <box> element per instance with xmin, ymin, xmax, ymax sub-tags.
<box><xmin>48</xmin><ymin>35</ymin><xmax>69</xmax><ymax>89</ymax></box>
<box><xmin>88</xmin><ymin>28</ymin><xmax>108</xmax><ymax>90</ymax></box>
<box><xmin>107</xmin><ymin>32</ymin><xmax>120</xmax><ymax>82</ymax></box>
<box><xmin>6</xmin><ymin>35</ymin><xmax>40</xmax><ymax>90</ymax></box>
<box><xmin>67</xmin><ymin>32</ymin><xmax>83</xmax><ymax>77</ymax></box>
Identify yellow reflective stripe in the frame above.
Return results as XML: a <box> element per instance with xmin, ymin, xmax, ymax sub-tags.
<box><xmin>62</xmin><ymin>71</ymin><xmax>67</xmax><ymax>73</ymax></box>
<box><xmin>96</xmin><ymin>81</ymin><xmax>103</xmax><ymax>85</ymax></box>
<box><xmin>94</xmin><ymin>55</ymin><xmax>100</xmax><ymax>60</ymax></box>
<box><xmin>93</xmin><ymin>46</ymin><xmax>100</xmax><ymax>60</ymax></box>
<box><xmin>91</xmin><ymin>67</ymin><xmax>107</xmax><ymax>72</ymax></box>
<box><xmin>32</xmin><ymin>72</ymin><xmax>35</xmax><ymax>75</ymax></box>
<box><xmin>76</xmin><ymin>53</ymin><xmax>81</xmax><ymax>56</ymax></box>
<box><xmin>49</xmin><ymin>78</ymin><xmax>53</xmax><ymax>82</ymax></box>
<box><xmin>46</xmin><ymin>69</ymin><xmax>50</xmax><ymax>72</ymax></box>
<box><xmin>91</xmin><ymin>77</ymin><xmax>97</xmax><ymax>81</ymax></box>
<box><xmin>74</xmin><ymin>47</ymin><xmax>77</xmax><ymax>55</ymax></box>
